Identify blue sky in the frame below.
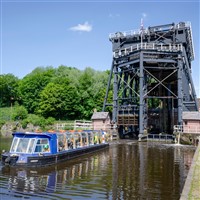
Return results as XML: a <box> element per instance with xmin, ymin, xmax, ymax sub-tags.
<box><xmin>0</xmin><ymin>0</ymin><xmax>199</xmax><ymax>96</ymax></box>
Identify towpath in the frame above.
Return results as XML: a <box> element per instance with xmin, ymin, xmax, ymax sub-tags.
<box><xmin>180</xmin><ymin>142</ymin><xmax>200</xmax><ymax>199</ymax></box>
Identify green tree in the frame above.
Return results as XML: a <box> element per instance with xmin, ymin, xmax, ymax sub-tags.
<box><xmin>0</xmin><ymin>74</ymin><xmax>20</xmax><ymax>107</ymax></box>
<box><xmin>90</xmin><ymin>70</ymin><xmax>112</xmax><ymax>112</ymax></box>
<box><xmin>18</xmin><ymin>67</ymin><xmax>55</xmax><ymax>113</ymax></box>
<box><xmin>37</xmin><ymin>82</ymin><xmax>80</xmax><ymax>120</ymax></box>
<box><xmin>77</xmin><ymin>67</ymin><xmax>111</xmax><ymax>119</ymax></box>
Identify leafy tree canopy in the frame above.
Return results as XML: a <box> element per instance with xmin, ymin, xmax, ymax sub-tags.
<box><xmin>1</xmin><ymin>65</ymin><xmax>112</xmax><ymax>121</ymax></box>
<box><xmin>0</xmin><ymin>74</ymin><xmax>19</xmax><ymax>107</ymax></box>
<box><xmin>18</xmin><ymin>66</ymin><xmax>55</xmax><ymax>113</ymax></box>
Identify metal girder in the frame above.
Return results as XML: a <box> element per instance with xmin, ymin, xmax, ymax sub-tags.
<box><xmin>117</xmin><ymin>72</ymin><xmax>140</xmax><ymax>98</ymax></box>
<box><xmin>143</xmin><ymin>58</ymin><xmax>177</xmax><ymax>63</ymax></box>
<box><xmin>144</xmin><ymin>69</ymin><xmax>178</xmax><ymax>98</ymax></box>
<box><xmin>103</xmin><ymin>61</ymin><xmax>114</xmax><ymax>111</ymax></box>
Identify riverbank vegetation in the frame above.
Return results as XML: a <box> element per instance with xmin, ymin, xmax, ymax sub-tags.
<box><xmin>0</xmin><ymin>65</ymin><xmax>113</xmax><ymax>132</ymax></box>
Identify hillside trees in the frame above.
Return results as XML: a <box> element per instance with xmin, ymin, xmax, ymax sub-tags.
<box><xmin>18</xmin><ymin>67</ymin><xmax>55</xmax><ymax>113</ymax></box>
<box><xmin>37</xmin><ymin>82</ymin><xmax>80</xmax><ymax>120</ymax></box>
<box><xmin>1</xmin><ymin>65</ymin><xmax>113</xmax><ymax>121</ymax></box>
<box><xmin>0</xmin><ymin>74</ymin><xmax>20</xmax><ymax>107</ymax></box>
<box><xmin>77</xmin><ymin>67</ymin><xmax>110</xmax><ymax>119</ymax></box>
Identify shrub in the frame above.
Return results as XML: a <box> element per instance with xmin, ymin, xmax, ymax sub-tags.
<box><xmin>0</xmin><ymin>120</ymin><xmax>6</xmax><ymax>130</ymax></box>
<box><xmin>27</xmin><ymin>114</ymin><xmax>43</xmax><ymax>126</ymax></box>
<box><xmin>21</xmin><ymin>119</ymin><xmax>29</xmax><ymax>129</ymax></box>
<box><xmin>26</xmin><ymin>114</ymin><xmax>56</xmax><ymax>130</ymax></box>
<box><xmin>46</xmin><ymin>117</ymin><xmax>56</xmax><ymax>125</ymax></box>
<box><xmin>11</xmin><ymin>106</ymin><xmax>28</xmax><ymax>121</ymax></box>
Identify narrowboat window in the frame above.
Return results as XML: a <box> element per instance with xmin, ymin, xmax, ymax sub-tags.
<box><xmin>16</xmin><ymin>138</ymin><xmax>30</xmax><ymax>153</ymax></box>
<box><xmin>34</xmin><ymin>138</ymin><xmax>49</xmax><ymax>152</ymax></box>
<box><xmin>10</xmin><ymin>138</ymin><xmax>19</xmax><ymax>152</ymax></box>
<box><xmin>27</xmin><ymin>139</ymin><xmax>36</xmax><ymax>153</ymax></box>
<box><xmin>10</xmin><ymin>138</ymin><xmax>34</xmax><ymax>153</ymax></box>
<box><xmin>57</xmin><ymin>134</ymin><xmax>65</xmax><ymax>151</ymax></box>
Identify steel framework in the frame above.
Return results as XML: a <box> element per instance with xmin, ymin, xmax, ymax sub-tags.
<box><xmin>103</xmin><ymin>22</ymin><xmax>198</xmax><ymax>139</ymax></box>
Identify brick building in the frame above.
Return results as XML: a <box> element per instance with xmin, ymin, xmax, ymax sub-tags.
<box><xmin>91</xmin><ymin>112</ymin><xmax>111</xmax><ymax>130</ymax></box>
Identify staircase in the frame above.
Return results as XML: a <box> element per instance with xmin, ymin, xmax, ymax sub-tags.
<box><xmin>183</xmin><ymin>101</ymin><xmax>198</xmax><ymax>112</ymax></box>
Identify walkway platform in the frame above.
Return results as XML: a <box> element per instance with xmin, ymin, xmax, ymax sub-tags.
<box><xmin>180</xmin><ymin>143</ymin><xmax>200</xmax><ymax>199</ymax></box>
<box><xmin>140</xmin><ymin>134</ymin><xmax>175</xmax><ymax>142</ymax></box>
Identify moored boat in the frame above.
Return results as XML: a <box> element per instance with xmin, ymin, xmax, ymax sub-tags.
<box><xmin>1</xmin><ymin>130</ymin><xmax>109</xmax><ymax>167</ymax></box>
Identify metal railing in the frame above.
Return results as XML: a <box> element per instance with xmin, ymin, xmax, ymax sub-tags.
<box><xmin>56</xmin><ymin>121</ymin><xmax>115</xmax><ymax>131</ymax></box>
<box><xmin>109</xmin><ymin>22</ymin><xmax>192</xmax><ymax>40</ymax></box>
<box><xmin>146</xmin><ymin>134</ymin><xmax>175</xmax><ymax>141</ymax></box>
<box><xmin>113</xmin><ymin>43</ymin><xmax>183</xmax><ymax>58</ymax></box>
<box><xmin>74</xmin><ymin>120</ymin><xmax>92</xmax><ymax>130</ymax></box>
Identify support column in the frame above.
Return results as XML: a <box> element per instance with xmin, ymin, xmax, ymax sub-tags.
<box><xmin>178</xmin><ymin>55</ymin><xmax>183</xmax><ymax>125</ymax></box>
<box><xmin>103</xmin><ymin>61</ymin><xmax>114</xmax><ymax>111</ymax></box>
<box><xmin>139</xmin><ymin>51</ymin><xmax>144</xmax><ymax>139</ymax></box>
<box><xmin>113</xmin><ymin>64</ymin><xmax>118</xmax><ymax>123</ymax></box>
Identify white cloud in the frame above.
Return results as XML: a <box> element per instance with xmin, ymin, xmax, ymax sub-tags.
<box><xmin>69</xmin><ymin>21</ymin><xmax>92</xmax><ymax>32</ymax></box>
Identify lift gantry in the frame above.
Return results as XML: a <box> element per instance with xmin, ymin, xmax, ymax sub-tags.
<box><xmin>103</xmin><ymin>22</ymin><xmax>198</xmax><ymax>139</ymax></box>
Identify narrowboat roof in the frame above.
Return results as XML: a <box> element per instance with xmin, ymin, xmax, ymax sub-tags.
<box><xmin>12</xmin><ymin>132</ymin><xmax>57</xmax><ymax>138</ymax></box>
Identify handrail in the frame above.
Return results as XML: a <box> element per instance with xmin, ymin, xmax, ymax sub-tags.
<box><xmin>147</xmin><ymin>134</ymin><xmax>174</xmax><ymax>141</ymax></box>
<box><xmin>109</xmin><ymin>22</ymin><xmax>192</xmax><ymax>40</ymax></box>
<box><xmin>113</xmin><ymin>43</ymin><xmax>183</xmax><ymax>58</ymax></box>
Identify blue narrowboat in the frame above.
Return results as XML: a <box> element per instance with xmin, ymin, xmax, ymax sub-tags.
<box><xmin>1</xmin><ymin>130</ymin><xmax>109</xmax><ymax>167</ymax></box>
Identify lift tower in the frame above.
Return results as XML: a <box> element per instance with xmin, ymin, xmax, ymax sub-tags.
<box><xmin>103</xmin><ymin>22</ymin><xmax>198</xmax><ymax>139</ymax></box>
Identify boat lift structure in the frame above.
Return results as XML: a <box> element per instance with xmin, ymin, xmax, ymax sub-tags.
<box><xmin>103</xmin><ymin>22</ymin><xmax>198</xmax><ymax>139</ymax></box>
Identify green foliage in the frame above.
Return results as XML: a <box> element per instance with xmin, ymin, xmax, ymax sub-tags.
<box><xmin>46</xmin><ymin>117</ymin><xmax>56</xmax><ymax>125</ymax></box>
<box><xmin>11</xmin><ymin>105</ymin><xmax>28</xmax><ymax>121</ymax></box>
<box><xmin>26</xmin><ymin>114</ymin><xmax>44</xmax><ymax>126</ymax></box>
<box><xmin>1</xmin><ymin>65</ymin><xmax>112</xmax><ymax>121</ymax></box>
<box><xmin>0</xmin><ymin>74</ymin><xmax>20</xmax><ymax>107</ymax></box>
<box><xmin>148</xmin><ymin>98</ymin><xmax>160</xmax><ymax>108</ymax></box>
<box><xmin>21</xmin><ymin>119</ymin><xmax>29</xmax><ymax>129</ymax></box>
<box><xmin>18</xmin><ymin>67</ymin><xmax>55</xmax><ymax>113</ymax></box>
<box><xmin>0</xmin><ymin>107</ymin><xmax>12</xmax><ymax>121</ymax></box>
<box><xmin>54</xmin><ymin>65</ymin><xmax>81</xmax><ymax>87</ymax></box>
<box><xmin>37</xmin><ymin>82</ymin><xmax>80</xmax><ymax>120</ymax></box>
<box><xmin>77</xmin><ymin>67</ymin><xmax>112</xmax><ymax>118</ymax></box>
<box><xmin>24</xmin><ymin>114</ymin><xmax>56</xmax><ymax>129</ymax></box>
<box><xmin>0</xmin><ymin>119</ymin><xmax>6</xmax><ymax>129</ymax></box>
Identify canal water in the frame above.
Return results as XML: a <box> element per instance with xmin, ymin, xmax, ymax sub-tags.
<box><xmin>0</xmin><ymin>138</ymin><xmax>195</xmax><ymax>200</ymax></box>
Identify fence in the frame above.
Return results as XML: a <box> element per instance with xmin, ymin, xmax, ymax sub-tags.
<box><xmin>56</xmin><ymin>120</ymin><xmax>92</xmax><ymax>130</ymax></box>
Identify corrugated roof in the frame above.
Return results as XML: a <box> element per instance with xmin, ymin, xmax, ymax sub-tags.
<box><xmin>91</xmin><ymin>112</ymin><xmax>109</xmax><ymax>120</ymax></box>
<box><xmin>183</xmin><ymin>112</ymin><xmax>200</xmax><ymax>120</ymax></box>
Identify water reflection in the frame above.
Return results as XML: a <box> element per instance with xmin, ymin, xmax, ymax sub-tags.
<box><xmin>0</xmin><ymin>141</ymin><xmax>195</xmax><ymax>200</ymax></box>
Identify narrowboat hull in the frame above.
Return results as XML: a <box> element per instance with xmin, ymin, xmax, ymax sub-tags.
<box><xmin>1</xmin><ymin>143</ymin><xmax>109</xmax><ymax>167</ymax></box>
